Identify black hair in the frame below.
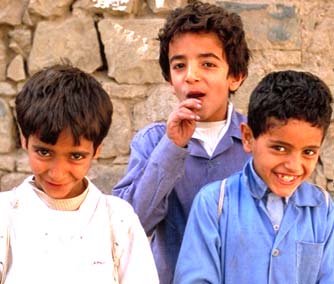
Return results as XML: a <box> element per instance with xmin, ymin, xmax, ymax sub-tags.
<box><xmin>15</xmin><ymin>64</ymin><xmax>113</xmax><ymax>152</ymax></box>
<box><xmin>248</xmin><ymin>70</ymin><xmax>333</xmax><ymax>138</ymax></box>
<box><xmin>158</xmin><ymin>0</ymin><xmax>250</xmax><ymax>84</ymax></box>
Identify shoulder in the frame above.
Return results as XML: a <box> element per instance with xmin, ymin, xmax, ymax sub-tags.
<box><xmin>103</xmin><ymin>194</ymin><xmax>138</xmax><ymax>225</ymax></box>
<box><xmin>231</xmin><ymin>108</ymin><xmax>247</xmax><ymax>124</ymax></box>
<box><xmin>133</xmin><ymin>122</ymin><xmax>166</xmax><ymax>142</ymax></box>
<box><xmin>194</xmin><ymin>180</ymin><xmax>223</xmax><ymax>208</ymax></box>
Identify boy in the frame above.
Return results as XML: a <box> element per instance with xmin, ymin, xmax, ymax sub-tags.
<box><xmin>0</xmin><ymin>64</ymin><xmax>159</xmax><ymax>284</ymax></box>
<box><xmin>112</xmin><ymin>1</ymin><xmax>251</xmax><ymax>283</ymax></box>
<box><xmin>174</xmin><ymin>70</ymin><xmax>334</xmax><ymax>283</ymax></box>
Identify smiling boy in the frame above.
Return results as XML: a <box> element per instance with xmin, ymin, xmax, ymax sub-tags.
<box><xmin>112</xmin><ymin>2</ymin><xmax>251</xmax><ymax>282</ymax></box>
<box><xmin>0</xmin><ymin>64</ymin><xmax>158</xmax><ymax>284</ymax></box>
<box><xmin>174</xmin><ymin>70</ymin><xmax>334</xmax><ymax>284</ymax></box>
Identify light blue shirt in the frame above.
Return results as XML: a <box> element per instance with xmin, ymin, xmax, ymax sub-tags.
<box><xmin>113</xmin><ymin>109</ymin><xmax>250</xmax><ymax>284</ymax></box>
<box><xmin>174</xmin><ymin>159</ymin><xmax>334</xmax><ymax>284</ymax></box>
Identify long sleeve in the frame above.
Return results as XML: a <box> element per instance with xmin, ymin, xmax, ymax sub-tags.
<box><xmin>316</xmin><ymin>202</ymin><xmax>334</xmax><ymax>284</ymax></box>
<box><xmin>112</xmin><ymin>123</ymin><xmax>188</xmax><ymax>235</ymax></box>
<box><xmin>115</xmin><ymin>201</ymin><xmax>159</xmax><ymax>284</ymax></box>
<box><xmin>173</xmin><ymin>181</ymin><xmax>223</xmax><ymax>284</ymax></box>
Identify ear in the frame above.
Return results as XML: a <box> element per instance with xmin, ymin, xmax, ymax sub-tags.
<box><xmin>229</xmin><ymin>74</ymin><xmax>245</xmax><ymax>92</ymax></box>
<box><xmin>93</xmin><ymin>144</ymin><xmax>102</xmax><ymax>159</ymax></box>
<box><xmin>20</xmin><ymin>133</ymin><xmax>28</xmax><ymax>150</ymax></box>
<box><xmin>240</xmin><ymin>123</ymin><xmax>254</xmax><ymax>153</ymax></box>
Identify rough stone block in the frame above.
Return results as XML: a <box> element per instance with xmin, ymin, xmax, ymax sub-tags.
<box><xmin>28</xmin><ymin>16</ymin><xmax>102</xmax><ymax>75</ymax></box>
<box><xmin>99</xmin><ymin>18</ymin><xmax>165</xmax><ymax>84</ymax></box>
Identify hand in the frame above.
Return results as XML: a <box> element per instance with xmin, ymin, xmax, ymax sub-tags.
<box><xmin>166</xmin><ymin>98</ymin><xmax>202</xmax><ymax>147</ymax></box>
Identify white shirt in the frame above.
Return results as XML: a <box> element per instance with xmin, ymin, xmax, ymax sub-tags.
<box><xmin>192</xmin><ymin>102</ymin><xmax>233</xmax><ymax>157</ymax></box>
<box><xmin>0</xmin><ymin>176</ymin><xmax>159</xmax><ymax>284</ymax></box>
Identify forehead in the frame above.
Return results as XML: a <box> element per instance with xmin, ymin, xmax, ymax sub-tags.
<box><xmin>169</xmin><ymin>31</ymin><xmax>224</xmax><ymax>55</ymax></box>
<box><xmin>262</xmin><ymin>118</ymin><xmax>324</xmax><ymax>147</ymax></box>
<box><xmin>28</xmin><ymin>129</ymin><xmax>94</xmax><ymax>151</ymax></box>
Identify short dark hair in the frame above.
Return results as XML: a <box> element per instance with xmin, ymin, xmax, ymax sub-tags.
<box><xmin>15</xmin><ymin>64</ymin><xmax>113</xmax><ymax>152</ymax></box>
<box><xmin>158</xmin><ymin>0</ymin><xmax>250</xmax><ymax>82</ymax></box>
<box><xmin>248</xmin><ymin>70</ymin><xmax>333</xmax><ymax>139</ymax></box>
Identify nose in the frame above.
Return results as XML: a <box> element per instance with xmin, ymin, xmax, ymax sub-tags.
<box><xmin>284</xmin><ymin>153</ymin><xmax>303</xmax><ymax>173</ymax></box>
<box><xmin>185</xmin><ymin>63</ymin><xmax>200</xmax><ymax>83</ymax></box>
<box><xmin>48</xmin><ymin>159</ymin><xmax>68</xmax><ymax>181</ymax></box>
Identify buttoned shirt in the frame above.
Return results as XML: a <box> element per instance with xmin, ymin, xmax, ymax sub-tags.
<box><xmin>174</xmin><ymin>159</ymin><xmax>334</xmax><ymax>284</ymax></box>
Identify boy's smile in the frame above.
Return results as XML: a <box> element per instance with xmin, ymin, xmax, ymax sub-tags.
<box><xmin>168</xmin><ymin>32</ymin><xmax>243</xmax><ymax>122</ymax></box>
<box><xmin>22</xmin><ymin>129</ymin><xmax>100</xmax><ymax>199</ymax></box>
<box><xmin>241</xmin><ymin>119</ymin><xmax>323</xmax><ymax>197</ymax></box>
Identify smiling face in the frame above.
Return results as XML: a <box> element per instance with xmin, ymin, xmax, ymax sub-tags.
<box><xmin>241</xmin><ymin>119</ymin><xmax>324</xmax><ymax>197</ymax></box>
<box><xmin>22</xmin><ymin>129</ymin><xmax>100</xmax><ymax>199</ymax></box>
<box><xmin>168</xmin><ymin>32</ymin><xmax>244</xmax><ymax>122</ymax></box>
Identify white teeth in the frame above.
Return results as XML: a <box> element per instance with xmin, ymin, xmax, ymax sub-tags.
<box><xmin>278</xmin><ymin>174</ymin><xmax>296</xmax><ymax>182</ymax></box>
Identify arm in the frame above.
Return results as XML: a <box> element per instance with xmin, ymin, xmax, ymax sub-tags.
<box><xmin>173</xmin><ymin>182</ymin><xmax>223</xmax><ymax>284</ymax></box>
<box><xmin>116</xmin><ymin>202</ymin><xmax>159</xmax><ymax>284</ymax></box>
<box><xmin>317</xmin><ymin>202</ymin><xmax>334</xmax><ymax>284</ymax></box>
<box><xmin>112</xmin><ymin>124</ymin><xmax>189</xmax><ymax>235</ymax></box>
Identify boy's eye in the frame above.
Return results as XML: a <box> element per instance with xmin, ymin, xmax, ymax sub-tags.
<box><xmin>71</xmin><ymin>153</ymin><xmax>85</xmax><ymax>160</ymax></box>
<box><xmin>171</xmin><ymin>63</ymin><xmax>185</xmax><ymax>70</ymax></box>
<box><xmin>304</xmin><ymin>149</ymin><xmax>316</xmax><ymax>156</ymax></box>
<box><xmin>37</xmin><ymin>148</ymin><xmax>51</xmax><ymax>157</ymax></box>
<box><xmin>273</xmin><ymin>145</ymin><xmax>285</xmax><ymax>152</ymax></box>
<box><xmin>203</xmin><ymin>62</ymin><xmax>216</xmax><ymax>68</ymax></box>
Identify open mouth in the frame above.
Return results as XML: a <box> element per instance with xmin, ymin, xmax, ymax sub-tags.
<box><xmin>186</xmin><ymin>91</ymin><xmax>205</xmax><ymax>99</ymax></box>
<box><xmin>276</xmin><ymin>173</ymin><xmax>298</xmax><ymax>183</ymax></box>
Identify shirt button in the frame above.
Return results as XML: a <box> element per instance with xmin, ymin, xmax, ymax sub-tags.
<box><xmin>273</xmin><ymin>224</ymin><xmax>280</xmax><ymax>231</ymax></box>
<box><xmin>272</xmin><ymin>249</ymin><xmax>280</xmax><ymax>256</ymax></box>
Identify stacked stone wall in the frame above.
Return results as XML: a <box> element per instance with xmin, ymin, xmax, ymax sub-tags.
<box><xmin>0</xmin><ymin>0</ymin><xmax>333</xmax><ymax>193</ymax></box>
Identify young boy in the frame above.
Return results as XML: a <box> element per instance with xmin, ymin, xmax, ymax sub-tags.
<box><xmin>174</xmin><ymin>70</ymin><xmax>334</xmax><ymax>284</ymax></box>
<box><xmin>0</xmin><ymin>64</ymin><xmax>159</xmax><ymax>284</ymax></box>
<box><xmin>112</xmin><ymin>1</ymin><xmax>251</xmax><ymax>283</ymax></box>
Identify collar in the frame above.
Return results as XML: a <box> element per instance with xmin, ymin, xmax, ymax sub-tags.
<box><xmin>243</xmin><ymin>159</ymin><xmax>325</xmax><ymax>207</ymax></box>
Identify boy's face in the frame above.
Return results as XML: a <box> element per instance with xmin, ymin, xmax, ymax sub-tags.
<box><xmin>22</xmin><ymin>128</ymin><xmax>101</xmax><ymax>199</ymax></box>
<box><xmin>241</xmin><ymin>119</ymin><xmax>323</xmax><ymax>197</ymax></box>
<box><xmin>168</xmin><ymin>32</ymin><xmax>244</xmax><ymax>122</ymax></box>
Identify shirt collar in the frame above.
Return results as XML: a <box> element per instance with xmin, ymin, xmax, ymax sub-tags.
<box><xmin>243</xmin><ymin>159</ymin><xmax>326</xmax><ymax>207</ymax></box>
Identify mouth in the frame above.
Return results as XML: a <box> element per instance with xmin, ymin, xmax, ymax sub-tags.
<box><xmin>276</xmin><ymin>173</ymin><xmax>298</xmax><ymax>183</ymax></box>
<box><xmin>186</xmin><ymin>91</ymin><xmax>205</xmax><ymax>99</ymax></box>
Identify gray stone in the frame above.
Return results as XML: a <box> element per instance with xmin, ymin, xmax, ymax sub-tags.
<box><xmin>7</xmin><ymin>54</ymin><xmax>26</xmax><ymax>82</ymax></box>
<box><xmin>0</xmin><ymin>98</ymin><xmax>15</xmax><ymax>153</ymax></box>
<box><xmin>74</xmin><ymin>0</ymin><xmax>139</xmax><ymax>15</ymax></box>
<box><xmin>133</xmin><ymin>83</ymin><xmax>178</xmax><ymax>130</ymax></box>
<box><xmin>0</xmin><ymin>154</ymin><xmax>15</xmax><ymax>171</ymax></box>
<box><xmin>238</xmin><ymin>3</ymin><xmax>300</xmax><ymax>50</ymax></box>
<box><xmin>28</xmin><ymin>16</ymin><xmax>102</xmax><ymax>75</ymax></box>
<box><xmin>102</xmin><ymin>80</ymin><xmax>149</xmax><ymax>100</ymax></box>
<box><xmin>0</xmin><ymin>30</ymin><xmax>7</xmax><ymax>81</ymax></box>
<box><xmin>99</xmin><ymin>18</ymin><xmax>165</xmax><ymax>84</ymax></box>
<box><xmin>0</xmin><ymin>172</ymin><xmax>29</xmax><ymax>192</ymax></box>
<box><xmin>146</xmin><ymin>0</ymin><xmax>187</xmax><ymax>13</ymax></box>
<box><xmin>28</xmin><ymin>0</ymin><xmax>72</xmax><ymax>17</ymax></box>
<box><xmin>8</xmin><ymin>27</ymin><xmax>32</xmax><ymax>58</ymax></box>
<box><xmin>88</xmin><ymin>163</ymin><xmax>127</xmax><ymax>194</ymax></box>
<box><xmin>0</xmin><ymin>82</ymin><xmax>17</xmax><ymax>97</ymax></box>
<box><xmin>100</xmin><ymin>99</ymin><xmax>132</xmax><ymax>158</ymax></box>
<box><xmin>0</xmin><ymin>0</ymin><xmax>26</xmax><ymax>26</ymax></box>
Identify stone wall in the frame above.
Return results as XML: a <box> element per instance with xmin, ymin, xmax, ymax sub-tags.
<box><xmin>0</xmin><ymin>0</ymin><xmax>333</xmax><ymax>194</ymax></box>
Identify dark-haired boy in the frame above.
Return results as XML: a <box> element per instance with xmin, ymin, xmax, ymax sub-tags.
<box><xmin>0</xmin><ymin>64</ymin><xmax>158</xmax><ymax>284</ymax></box>
<box><xmin>174</xmin><ymin>70</ymin><xmax>334</xmax><ymax>284</ymax></box>
<box><xmin>113</xmin><ymin>1</ymin><xmax>251</xmax><ymax>283</ymax></box>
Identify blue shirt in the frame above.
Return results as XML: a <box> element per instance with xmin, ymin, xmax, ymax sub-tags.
<box><xmin>113</xmin><ymin>108</ymin><xmax>250</xmax><ymax>284</ymax></box>
<box><xmin>174</xmin><ymin>159</ymin><xmax>334</xmax><ymax>284</ymax></box>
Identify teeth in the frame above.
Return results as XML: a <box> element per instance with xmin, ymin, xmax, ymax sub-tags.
<box><xmin>278</xmin><ymin>174</ymin><xmax>296</xmax><ymax>182</ymax></box>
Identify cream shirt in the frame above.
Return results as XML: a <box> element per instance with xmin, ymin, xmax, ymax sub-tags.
<box><xmin>0</xmin><ymin>176</ymin><xmax>158</xmax><ymax>284</ymax></box>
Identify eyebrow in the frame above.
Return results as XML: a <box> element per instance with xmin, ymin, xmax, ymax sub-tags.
<box><xmin>169</xmin><ymin>52</ymin><xmax>222</xmax><ymax>64</ymax></box>
<box><xmin>269</xmin><ymin>139</ymin><xmax>321</xmax><ymax>149</ymax></box>
<box><xmin>31</xmin><ymin>144</ymin><xmax>91</xmax><ymax>155</ymax></box>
